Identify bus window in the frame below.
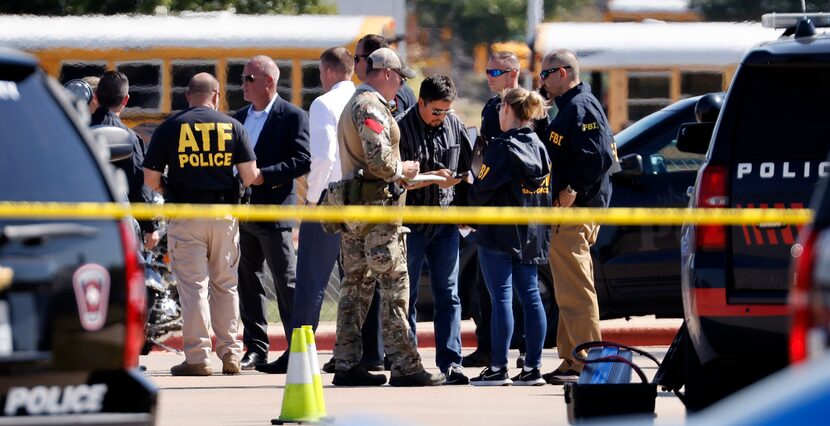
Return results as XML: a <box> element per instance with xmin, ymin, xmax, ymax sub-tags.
<box><xmin>225</xmin><ymin>60</ymin><xmax>246</xmax><ymax>114</ymax></box>
<box><xmin>59</xmin><ymin>61</ymin><xmax>106</xmax><ymax>84</ymax></box>
<box><xmin>171</xmin><ymin>60</ymin><xmax>216</xmax><ymax>111</ymax></box>
<box><xmin>301</xmin><ymin>61</ymin><xmax>323</xmax><ymax>110</ymax></box>
<box><xmin>276</xmin><ymin>60</ymin><xmax>293</xmax><ymax>103</ymax></box>
<box><xmin>628</xmin><ymin>71</ymin><xmax>671</xmax><ymax>122</ymax></box>
<box><xmin>681</xmin><ymin>71</ymin><xmax>722</xmax><ymax>99</ymax></box>
<box><xmin>117</xmin><ymin>62</ymin><xmax>161</xmax><ymax>111</ymax></box>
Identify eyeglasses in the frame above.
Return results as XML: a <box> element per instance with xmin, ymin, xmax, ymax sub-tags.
<box><xmin>539</xmin><ymin>66</ymin><xmax>572</xmax><ymax>80</ymax></box>
<box><xmin>241</xmin><ymin>74</ymin><xmax>256</xmax><ymax>83</ymax></box>
<box><xmin>431</xmin><ymin>108</ymin><xmax>454</xmax><ymax>116</ymax></box>
<box><xmin>354</xmin><ymin>54</ymin><xmax>368</xmax><ymax>63</ymax></box>
<box><xmin>486</xmin><ymin>69</ymin><xmax>515</xmax><ymax>78</ymax></box>
<box><xmin>393</xmin><ymin>70</ymin><xmax>407</xmax><ymax>86</ymax></box>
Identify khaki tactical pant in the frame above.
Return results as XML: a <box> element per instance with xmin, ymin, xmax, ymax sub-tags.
<box><xmin>550</xmin><ymin>223</ymin><xmax>602</xmax><ymax>372</ymax></box>
<box><xmin>168</xmin><ymin>217</ymin><xmax>242</xmax><ymax>365</ymax></box>
<box><xmin>333</xmin><ymin>222</ymin><xmax>424</xmax><ymax>376</ymax></box>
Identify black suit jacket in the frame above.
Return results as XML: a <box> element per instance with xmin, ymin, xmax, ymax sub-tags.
<box><xmin>233</xmin><ymin>96</ymin><xmax>311</xmax><ymax>228</ymax></box>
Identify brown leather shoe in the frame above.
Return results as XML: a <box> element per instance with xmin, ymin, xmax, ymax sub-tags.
<box><xmin>221</xmin><ymin>353</ymin><xmax>241</xmax><ymax>375</ymax></box>
<box><xmin>170</xmin><ymin>361</ymin><xmax>212</xmax><ymax>376</ymax></box>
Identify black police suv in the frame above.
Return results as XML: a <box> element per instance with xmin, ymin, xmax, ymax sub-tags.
<box><xmin>415</xmin><ymin>95</ymin><xmax>704</xmax><ymax>346</ymax></box>
<box><xmin>789</xmin><ymin>162</ymin><xmax>830</xmax><ymax>364</ymax></box>
<box><xmin>0</xmin><ymin>48</ymin><xmax>156</xmax><ymax>424</ymax></box>
<box><xmin>678</xmin><ymin>13</ymin><xmax>830</xmax><ymax>410</ymax></box>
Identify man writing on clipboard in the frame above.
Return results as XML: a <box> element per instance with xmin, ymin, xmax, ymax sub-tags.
<box><xmin>398</xmin><ymin>74</ymin><xmax>473</xmax><ymax>385</ymax></box>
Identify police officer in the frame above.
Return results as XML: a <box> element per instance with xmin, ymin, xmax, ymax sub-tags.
<box><xmin>91</xmin><ymin>71</ymin><xmax>159</xmax><ymax>250</ymax></box>
<box><xmin>463</xmin><ymin>51</ymin><xmax>526</xmax><ymax>369</ymax></box>
<box><xmin>538</xmin><ymin>49</ymin><xmax>619</xmax><ymax>385</ymax></box>
<box><xmin>331</xmin><ymin>48</ymin><xmax>443</xmax><ymax>387</ymax></box>
<box><xmin>143</xmin><ymin>73</ymin><xmax>259</xmax><ymax>376</ymax></box>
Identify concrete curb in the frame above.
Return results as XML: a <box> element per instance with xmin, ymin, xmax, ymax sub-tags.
<box><xmin>156</xmin><ymin>322</ymin><xmax>680</xmax><ymax>353</ymax></box>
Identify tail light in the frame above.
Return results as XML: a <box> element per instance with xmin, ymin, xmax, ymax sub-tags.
<box><xmin>695</xmin><ymin>164</ymin><xmax>728</xmax><ymax>251</ymax></box>
<box><xmin>119</xmin><ymin>220</ymin><xmax>146</xmax><ymax>368</ymax></box>
<box><xmin>789</xmin><ymin>227</ymin><xmax>830</xmax><ymax>363</ymax></box>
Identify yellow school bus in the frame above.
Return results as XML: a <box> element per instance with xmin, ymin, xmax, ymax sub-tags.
<box><xmin>532</xmin><ymin>21</ymin><xmax>781</xmax><ymax>132</ymax></box>
<box><xmin>0</xmin><ymin>12</ymin><xmax>395</xmax><ymax>127</ymax></box>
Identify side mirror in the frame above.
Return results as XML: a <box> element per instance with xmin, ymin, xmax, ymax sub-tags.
<box><xmin>615</xmin><ymin>153</ymin><xmax>644</xmax><ymax>177</ymax></box>
<box><xmin>90</xmin><ymin>125</ymin><xmax>133</xmax><ymax>162</ymax></box>
<box><xmin>676</xmin><ymin>122</ymin><xmax>715</xmax><ymax>155</ymax></box>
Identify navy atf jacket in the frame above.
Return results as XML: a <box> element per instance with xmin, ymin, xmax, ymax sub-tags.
<box><xmin>543</xmin><ymin>83</ymin><xmax>619</xmax><ymax>208</ymax></box>
<box><xmin>469</xmin><ymin>127</ymin><xmax>551</xmax><ymax>264</ymax></box>
<box><xmin>233</xmin><ymin>96</ymin><xmax>311</xmax><ymax>228</ymax></box>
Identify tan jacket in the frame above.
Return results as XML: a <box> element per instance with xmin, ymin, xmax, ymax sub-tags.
<box><xmin>338</xmin><ymin>84</ymin><xmax>402</xmax><ymax>183</ymax></box>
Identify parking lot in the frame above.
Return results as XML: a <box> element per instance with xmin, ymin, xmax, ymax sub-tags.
<box><xmin>143</xmin><ymin>346</ymin><xmax>685</xmax><ymax>426</ymax></box>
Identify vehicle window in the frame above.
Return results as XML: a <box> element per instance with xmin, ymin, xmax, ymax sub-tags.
<box><xmin>0</xmin><ymin>72</ymin><xmax>110</xmax><ymax>202</ymax></box>
<box><xmin>729</xmin><ymin>64</ymin><xmax>830</xmax><ymax>160</ymax></box>
<box><xmin>225</xmin><ymin>60</ymin><xmax>247</xmax><ymax>114</ymax></box>
<box><xmin>628</xmin><ymin>71</ymin><xmax>672</xmax><ymax>122</ymax></box>
<box><xmin>59</xmin><ymin>61</ymin><xmax>106</xmax><ymax>84</ymax></box>
<box><xmin>681</xmin><ymin>71</ymin><xmax>722</xmax><ymax>98</ymax></box>
<box><xmin>117</xmin><ymin>61</ymin><xmax>162</xmax><ymax>111</ymax></box>
<box><xmin>276</xmin><ymin>60</ymin><xmax>293</xmax><ymax>103</ymax></box>
<box><xmin>653</xmin><ymin>140</ymin><xmax>705</xmax><ymax>173</ymax></box>
<box><xmin>171</xmin><ymin>61</ymin><xmax>216</xmax><ymax>111</ymax></box>
<box><xmin>301</xmin><ymin>61</ymin><xmax>323</xmax><ymax>111</ymax></box>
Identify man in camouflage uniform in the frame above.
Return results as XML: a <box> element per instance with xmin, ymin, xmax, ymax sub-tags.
<box><xmin>331</xmin><ymin>48</ymin><xmax>444</xmax><ymax>387</ymax></box>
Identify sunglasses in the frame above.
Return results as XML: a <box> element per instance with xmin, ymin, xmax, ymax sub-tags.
<box><xmin>393</xmin><ymin>70</ymin><xmax>407</xmax><ymax>86</ymax></box>
<box><xmin>354</xmin><ymin>54</ymin><xmax>368</xmax><ymax>63</ymax></box>
<box><xmin>486</xmin><ymin>69</ymin><xmax>515</xmax><ymax>78</ymax></box>
<box><xmin>431</xmin><ymin>108</ymin><xmax>454</xmax><ymax>116</ymax></box>
<box><xmin>241</xmin><ymin>74</ymin><xmax>256</xmax><ymax>83</ymax></box>
<box><xmin>539</xmin><ymin>66</ymin><xmax>572</xmax><ymax>80</ymax></box>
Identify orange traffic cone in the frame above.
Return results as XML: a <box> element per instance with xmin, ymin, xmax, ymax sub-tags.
<box><xmin>271</xmin><ymin>328</ymin><xmax>318</xmax><ymax>425</ymax></box>
<box><xmin>303</xmin><ymin>325</ymin><xmax>328</xmax><ymax>419</ymax></box>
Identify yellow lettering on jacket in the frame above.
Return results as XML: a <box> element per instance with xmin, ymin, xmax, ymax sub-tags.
<box><xmin>178</xmin><ymin>123</ymin><xmax>198</xmax><ymax>152</ymax></box>
<box><xmin>178</xmin><ymin>152</ymin><xmax>233</xmax><ymax>168</ymax></box>
<box><xmin>581</xmin><ymin>122</ymin><xmax>598</xmax><ymax>132</ymax></box>
<box><xmin>478</xmin><ymin>165</ymin><xmax>491</xmax><ymax>180</ymax></box>
<box><xmin>194</xmin><ymin>122</ymin><xmax>216</xmax><ymax>151</ymax></box>
<box><xmin>549</xmin><ymin>131</ymin><xmax>564</xmax><ymax>146</ymax></box>
<box><xmin>522</xmin><ymin>174</ymin><xmax>551</xmax><ymax>195</ymax></box>
<box><xmin>216</xmin><ymin>123</ymin><xmax>232</xmax><ymax>152</ymax></box>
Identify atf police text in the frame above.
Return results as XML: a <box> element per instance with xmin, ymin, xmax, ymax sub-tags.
<box><xmin>177</xmin><ymin>122</ymin><xmax>234</xmax><ymax>168</ymax></box>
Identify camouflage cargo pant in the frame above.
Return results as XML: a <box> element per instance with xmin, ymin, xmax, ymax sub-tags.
<box><xmin>333</xmin><ymin>222</ymin><xmax>424</xmax><ymax>376</ymax></box>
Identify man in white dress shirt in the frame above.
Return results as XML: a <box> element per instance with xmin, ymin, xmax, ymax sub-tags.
<box><xmin>289</xmin><ymin>47</ymin><xmax>356</xmax><ymax>333</ymax></box>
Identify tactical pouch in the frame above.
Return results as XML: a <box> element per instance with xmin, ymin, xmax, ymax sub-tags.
<box><xmin>320</xmin><ymin>181</ymin><xmax>348</xmax><ymax>234</ymax></box>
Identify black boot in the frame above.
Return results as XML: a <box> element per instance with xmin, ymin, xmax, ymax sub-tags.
<box><xmin>332</xmin><ymin>366</ymin><xmax>387</xmax><ymax>386</ymax></box>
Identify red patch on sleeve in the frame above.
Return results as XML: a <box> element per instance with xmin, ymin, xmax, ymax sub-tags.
<box><xmin>364</xmin><ymin>118</ymin><xmax>385</xmax><ymax>134</ymax></box>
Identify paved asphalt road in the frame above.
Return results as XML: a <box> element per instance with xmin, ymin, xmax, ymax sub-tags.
<box><xmin>142</xmin><ymin>346</ymin><xmax>685</xmax><ymax>425</ymax></box>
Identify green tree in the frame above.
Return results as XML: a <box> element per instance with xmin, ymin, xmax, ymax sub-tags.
<box><xmin>691</xmin><ymin>0</ymin><xmax>825</xmax><ymax>21</ymax></box>
<box><xmin>0</xmin><ymin>0</ymin><xmax>335</xmax><ymax>15</ymax></box>
<box><xmin>413</xmin><ymin>0</ymin><xmax>591</xmax><ymax>51</ymax></box>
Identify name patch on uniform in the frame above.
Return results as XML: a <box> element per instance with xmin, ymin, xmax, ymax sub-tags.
<box><xmin>364</xmin><ymin>118</ymin><xmax>384</xmax><ymax>134</ymax></box>
<box><xmin>176</xmin><ymin>122</ymin><xmax>234</xmax><ymax>168</ymax></box>
<box><xmin>581</xmin><ymin>122</ymin><xmax>598</xmax><ymax>132</ymax></box>
<box><xmin>549</xmin><ymin>131</ymin><xmax>565</xmax><ymax>146</ymax></box>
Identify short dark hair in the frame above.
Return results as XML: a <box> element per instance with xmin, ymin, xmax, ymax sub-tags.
<box><xmin>419</xmin><ymin>74</ymin><xmax>457</xmax><ymax>103</ymax></box>
<box><xmin>358</xmin><ymin>34</ymin><xmax>388</xmax><ymax>54</ymax></box>
<box><xmin>96</xmin><ymin>71</ymin><xmax>129</xmax><ymax>109</ymax></box>
<box><xmin>320</xmin><ymin>47</ymin><xmax>354</xmax><ymax>76</ymax></box>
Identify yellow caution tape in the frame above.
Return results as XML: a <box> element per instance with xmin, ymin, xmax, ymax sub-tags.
<box><xmin>0</xmin><ymin>202</ymin><xmax>813</xmax><ymax>225</ymax></box>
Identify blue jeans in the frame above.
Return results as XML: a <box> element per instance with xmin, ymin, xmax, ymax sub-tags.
<box><xmin>477</xmin><ymin>245</ymin><xmax>546</xmax><ymax>369</ymax></box>
<box><xmin>406</xmin><ymin>224</ymin><xmax>462</xmax><ymax>371</ymax></box>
